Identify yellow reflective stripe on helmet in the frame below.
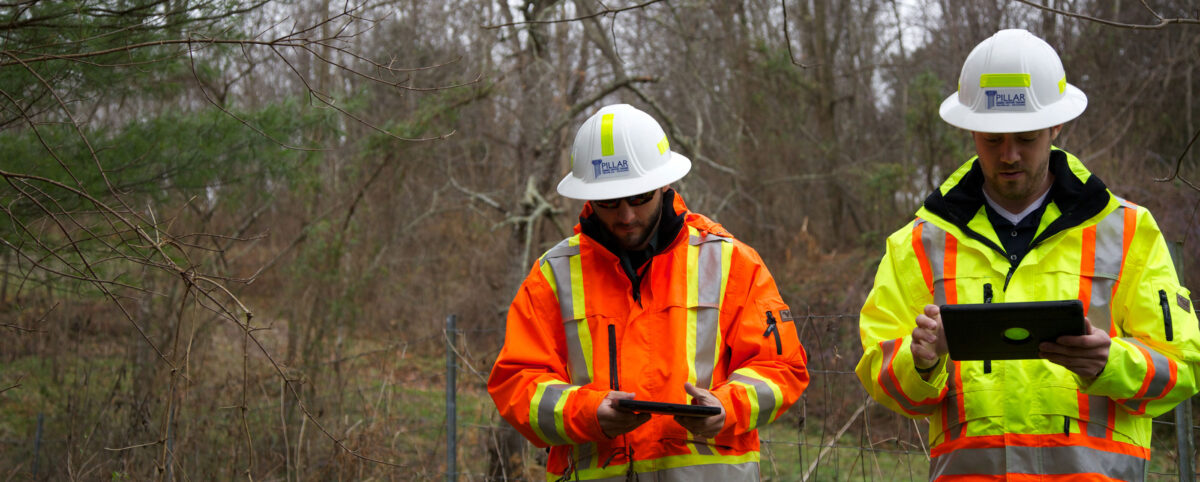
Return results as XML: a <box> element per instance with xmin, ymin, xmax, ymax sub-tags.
<box><xmin>657</xmin><ymin>136</ymin><xmax>669</xmax><ymax>155</ymax></box>
<box><xmin>600</xmin><ymin>113</ymin><xmax>615</xmax><ymax>156</ymax></box>
<box><xmin>1059</xmin><ymin>76</ymin><xmax>1067</xmax><ymax>94</ymax></box>
<box><xmin>979</xmin><ymin>73</ymin><xmax>1031</xmax><ymax>88</ymax></box>
<box><xmin>530</xmin><ymin>382</ymin><xmax>578</xmax><ymax>446</ymax></box>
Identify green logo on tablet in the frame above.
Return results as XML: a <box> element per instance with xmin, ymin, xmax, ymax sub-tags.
<box><xmin>1003</xmin><ymin>327</ymin><xmax>1031</xmax><ymax>341</ymax></box>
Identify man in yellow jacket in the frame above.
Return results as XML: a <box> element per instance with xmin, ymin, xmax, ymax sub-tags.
<box><xmin>489</xmin><ymin>104</ymin><xmax>809</xmax><ymax>480</ymax></box>
<box><xmin>856</xmin><ymin>29</ymin><xmax>1200</xmax><ymax>481</ymax></box>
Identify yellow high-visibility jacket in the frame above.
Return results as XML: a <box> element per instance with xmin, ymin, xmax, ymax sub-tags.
<box><xmin>857</xmin><ymin>149</ymin><xmax>1200</xmax><ymax>481</ymax></box>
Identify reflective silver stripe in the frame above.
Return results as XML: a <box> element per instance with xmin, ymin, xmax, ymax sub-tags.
<box><xmin>918</xmin><ymin>220</ymin><xmax>948</xmax><ymax>305</ymax></box>
<box><xmin>582</xmin><ymin>461</ymin><xmax>760</xmax><ymax>481</ymax></box>
<box><xmin>1084</xmin><ymin>394</ymin><xmax>1111</xmax><ymax>438</ymax></box>
<box><xmin>694</xmin><ymin>304</ymin><xmax>719</xmax><ymax>388</ymax></box>
<box><xmin>877</xmin><ymin>339</ymin><xmax>937</xmax><ymax>416</ymax></box>
<box><xmin>567</xmin><ymin>442</ymin><xmax>598</xmax><ymax>474</ymax></box>
<box><xmin>1120</xmin><ymin>338</ymin><xmax>1175</xmax><ymax>410</ymax></box>
<box><xmin>536</xmin><ymin>384</ymin><xmax>572</xmax><ymax>446</ymax></box>
<box><xmin>942</xmin><ymin>360</ymin><xmax>962</xmax><ymax>443</ymax></box>
<box><xmin>1090</xmin><ymin>206</ymin><xmax>1127</xmax><ymax>332</ymax></box>
<box><xmin>930</xmin><ymin>444</ymin><xmax>1145</xmax><ymax>480</ymax></box>
<box><xmin>543</xmin><ymin>239</ymin><xmax>590</xmax><ymax>385</ymax></box>
<box><xmin>543</xmin><ymin>239</ymin><xmax>580</xmax><ymax>324</ymax></box>
<box><xmin>692</xmin><ymin>236</ymin><xmax>724</xmax><ymax>307</ymax></box>
<box><xmin>731</xmin><ymin>373</ymin><xmax>777</xmax><ymax>429</ymax></box>
<box><xmin>691</xmin><ymin>233</ymin><xmax>728</xmax><ymax>388</ymax></box>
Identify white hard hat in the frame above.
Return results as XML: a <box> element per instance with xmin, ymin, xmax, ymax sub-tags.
<box><xmin>556</xmin><ymin>104</ymin><xmax>691</xmax><ymax>200</ymax></box>
<box><xmin>939</xmin><ymin>29</ymin><xmax>1087</xmax><ymax>133</ymax></box>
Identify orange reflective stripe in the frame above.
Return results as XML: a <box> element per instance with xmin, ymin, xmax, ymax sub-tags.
<box><xmin>1003</xmin><ymin>475</ymin><xmax>1129</xmax><ymax>482</ymax></box>
<box><xmin>877</xmin><ymin>338</ymin><xmax>939</xmax><ymax>416</ymax></box>
<box><xmin>1077</xmin><ymin>390</ymin><xmax>1114</xmax><ymax>439</ymax></box>
<box><xmin>930</xmin><ymin>433</ymin><xmax>1148</xmax><ymax>481</ymax></box>
<box><xmin>1121</xmin><ymin>202</ymin><xmax>1137</xmax><ymax>264</ymax></box>
<box><xmin>1118</xmin><ymin>340</ymin><xmax>1179</xmax><ymax>415</ymax></box>
<box><xmin>1124</xmin><ymin>344</ymin><xmax>1156</xmax><ymax>415</ymax></box>
<box><xmin>933</xmin><ymin>476</ymin><xmax>1003</xmax><ymax>482</ymax></box>
<box><xmin>949</xmin><ymin>360</ymin><xmax>967</xmax><ymax>441</ymax></box>
<box><xmin>1108</xmin><ymin>199</ymin><xmax>1137</xmax><ymax>336</ymax></box>
<box><xmin>912</xmin><ymin>221</ymin><xmax>934</xmax><ymax>294</ymax></box>
<box><xmin>916</xmin><ymin>220</ymin><xmax>950</xmax><ymax>304</ymax></box>
<box><xmin>1078</xmin><ymin>225</ymin><xmax>1097</xmax><ymax>317</ymax></box>
<box><xmin>944</xmin><ymin>234</ymin><xmax>958</xmax><ymax>304</ymax></box>
<box><xmin>932</xmin><ymin>432</ymin><xmax>1149</xmax><ymax>458</ymax></box>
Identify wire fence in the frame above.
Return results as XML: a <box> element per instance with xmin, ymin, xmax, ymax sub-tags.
<box><xmin>440</xmin><ymin>311</ymin><xmax>1200</xmax><ymax>481</ymax></box>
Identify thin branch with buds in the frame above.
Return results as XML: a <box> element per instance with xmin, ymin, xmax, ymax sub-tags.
<box><xmin>482</xmin><ymin>0</ymin><xmax>669</xmax><ymax>29</ymax></box>
<box><xmin>1013</xmin><ymin>0</ymin><xmax>1200</xmax><ymax>29</ymax></box>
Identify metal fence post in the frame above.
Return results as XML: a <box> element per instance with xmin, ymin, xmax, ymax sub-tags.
<box><xmin>446</xmin><ymin>314</ymin><xmax>458</xmax><ymax>482</ymax></box>
<box><xmin>1168</xmin><ymin>241</ymin><xmax>1195</xmax><ymax>482</ymax></box>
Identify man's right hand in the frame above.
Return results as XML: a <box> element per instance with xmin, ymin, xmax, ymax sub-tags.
<box><xmin>597</xmin><ymin>391</ymin><xmax>651</xmax><ymax>438</ymax></box>
<box><xmin>911</xmin><ymin>304</ymin><xmax>948</xmax><ymax>370</ymax></box>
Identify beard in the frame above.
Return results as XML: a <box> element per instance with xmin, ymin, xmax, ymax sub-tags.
<box><xmin>611</xmin><ymin>201</ymin><xmax>662</xmax><ymax>251</ymax></box>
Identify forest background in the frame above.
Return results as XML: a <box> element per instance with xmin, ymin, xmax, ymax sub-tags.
<box><xmin>1</xmin><ymin>0</ymin><xmax>1199</xmax><ymax>480</ymax></box>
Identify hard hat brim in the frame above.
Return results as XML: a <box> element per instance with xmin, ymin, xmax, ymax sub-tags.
<box><xmin>556</xmin><ymin>151</ymin><xmax>692</xmax><ymax>200</ymax></box>
<box><xmin>938</xmin><ymin>84</ymin><xmax>1087</xmax><ymax>133</ymax></box>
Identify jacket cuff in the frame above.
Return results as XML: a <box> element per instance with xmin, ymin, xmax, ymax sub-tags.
<box><xmin>899</xmin><ymin>337</ymin><xmax>948</xmax><ymax>396</ymax></box>
<box><xmin>1082</xmin><ymin>337</ymin><xmax>1134</xmax><ymax>397</ymax></box>
<box><xmin>711</xmin><ymin>385</ymin><xmax>738</xmax><ymax>435</ymax></box>
<box><xmin>571</xmin><ymin>389</ymin><xmax>612</xmax><ymax>442</ymax></box>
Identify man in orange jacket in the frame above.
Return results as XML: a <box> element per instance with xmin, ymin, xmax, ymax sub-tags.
<box><xmin>488</xmin><ymin>103</ymin><xmax>809</xmax><ymax>480</ymax></box>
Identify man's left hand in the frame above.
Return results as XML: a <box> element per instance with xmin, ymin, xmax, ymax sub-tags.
<box><xmin>1040</xmin><ymin>317</ymin><xmax>1110</xmax><ymax>380</ymax></box>
<box><xmin>673</xmin><ymin>383</ymin><xmax>726</xmax><ymax>439</ymax></box>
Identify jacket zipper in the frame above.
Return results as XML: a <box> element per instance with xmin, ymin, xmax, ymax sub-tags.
<box><xmin>983</xmin><ymin>283</ymin><xmax>992</xmax><ymax>374</ymax></box>
<box><xmin>1003</xmin><ymin>265</ymin><xmax>1017</xmax><ymax>291</ymax></box>
<box><xmin>608</xmin><ymin>324</ymin><xmax>620</xmax><ymax>390</ymax></box>
<box><xmin>1159</xmin><ymin>290</ymin><xmax>1174</xmax><ymax>341</ymax></box>
<box><xmin>763</xmin><ymin>311</ymin><xmax>782</xmax><ymax>355</ymax></box>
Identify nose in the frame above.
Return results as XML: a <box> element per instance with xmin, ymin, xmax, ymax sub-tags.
<box><xmin>615</xmin><ymin>202</ymin><xmax>637</xmax><ymax>222</ymax></box>
<box><xmin>1000</xmin><ymin>136</ymin><xmax>1020</xmax><ymax>163</ymax></box>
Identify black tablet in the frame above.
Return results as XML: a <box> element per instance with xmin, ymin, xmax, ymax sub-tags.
<box><xmin>940</xmin><ymin>300</ymin><xmax>1085</xmax><ymax>361</ymax></box>
<box><xmin>615</xmin><ymin>399</ymin><xmax>721</xmax><ymax>418</ymax></box>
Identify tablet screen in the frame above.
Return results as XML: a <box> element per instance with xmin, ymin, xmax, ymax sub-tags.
<box><xmin>615</xmin><ymin>399</ymin><xmax>721</xmax><ymax>417</ymax></box>
<box><xmin>940</xmin><ymin>300</ymin><xmax>1085</xmax><ymax>360</ymax></box>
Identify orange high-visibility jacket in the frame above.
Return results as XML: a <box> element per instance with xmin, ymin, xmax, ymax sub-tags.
<box><xmin>857</xmin><ymin>150</ymin><xmax>1200</xmax><ymax>481</ymax></box>
<box><xmin>488</xmin><ymin>191</ymin><xmax>809</xmax><ymax>481</ymax></box>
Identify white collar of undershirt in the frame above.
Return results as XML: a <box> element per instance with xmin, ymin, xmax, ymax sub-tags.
<box><xmin>983</xmin><ymin>189</ymin><xmax>1050</xmax><ymax>225</ymax></box>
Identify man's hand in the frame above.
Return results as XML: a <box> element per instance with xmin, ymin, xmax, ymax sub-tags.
<box><xmin>1040</xmin><ymin>317</ymin><xmax>1110</xmax><ymax>380</ymax></box>
<box><xmin>597</xmin><ymin>391</ymin><xmax>651</xmax><ymax>438</ymax></box>
<box><xmin>673</xmin><ymin>383</ymin><xmax>726</xmax><ymax>439</ymax></box>
<box><xmin>911</xmin><ymin>304</ymin><xmax>948</xmax><ymax>369</ymax></box>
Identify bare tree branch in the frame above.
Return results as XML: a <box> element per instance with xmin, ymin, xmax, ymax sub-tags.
<box><xmin>483</xmin><ymin>0</ymin><xmax>669</xmax><ymax>29</ymax></box>
<box><xmin>1013</xmin><ymin>0</ymin><xmax>1200</xmax><ymax>29</ymax></box>
<box><xmin>781</xmin><ymin>0</ymin><xmax>813</xmax><ymax>68</ymax></box>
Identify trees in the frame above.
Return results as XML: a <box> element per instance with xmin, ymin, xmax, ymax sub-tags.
<box><xmin>1</xmin><ymin>0</ymin><xmax>1197</xmax><ymax>478</ymax></box>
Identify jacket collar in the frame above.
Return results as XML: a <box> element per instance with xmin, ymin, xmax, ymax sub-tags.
<box><xmin>922</xmin><ymin>148</ymin><xmax>1111</xmax><ymax>254</ymax></box>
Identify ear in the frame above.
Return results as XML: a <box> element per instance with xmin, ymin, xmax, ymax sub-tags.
<box><xmin>1049</xmin><ymin>124</ymin><xmax>1064</xmax><ymax>140</ymax></box>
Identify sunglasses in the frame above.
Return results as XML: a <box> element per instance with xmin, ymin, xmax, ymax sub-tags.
<box><xmin>592</xmin><ymin>190</ymin><xmax>657</xmax><ymax>209</ymax></box>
